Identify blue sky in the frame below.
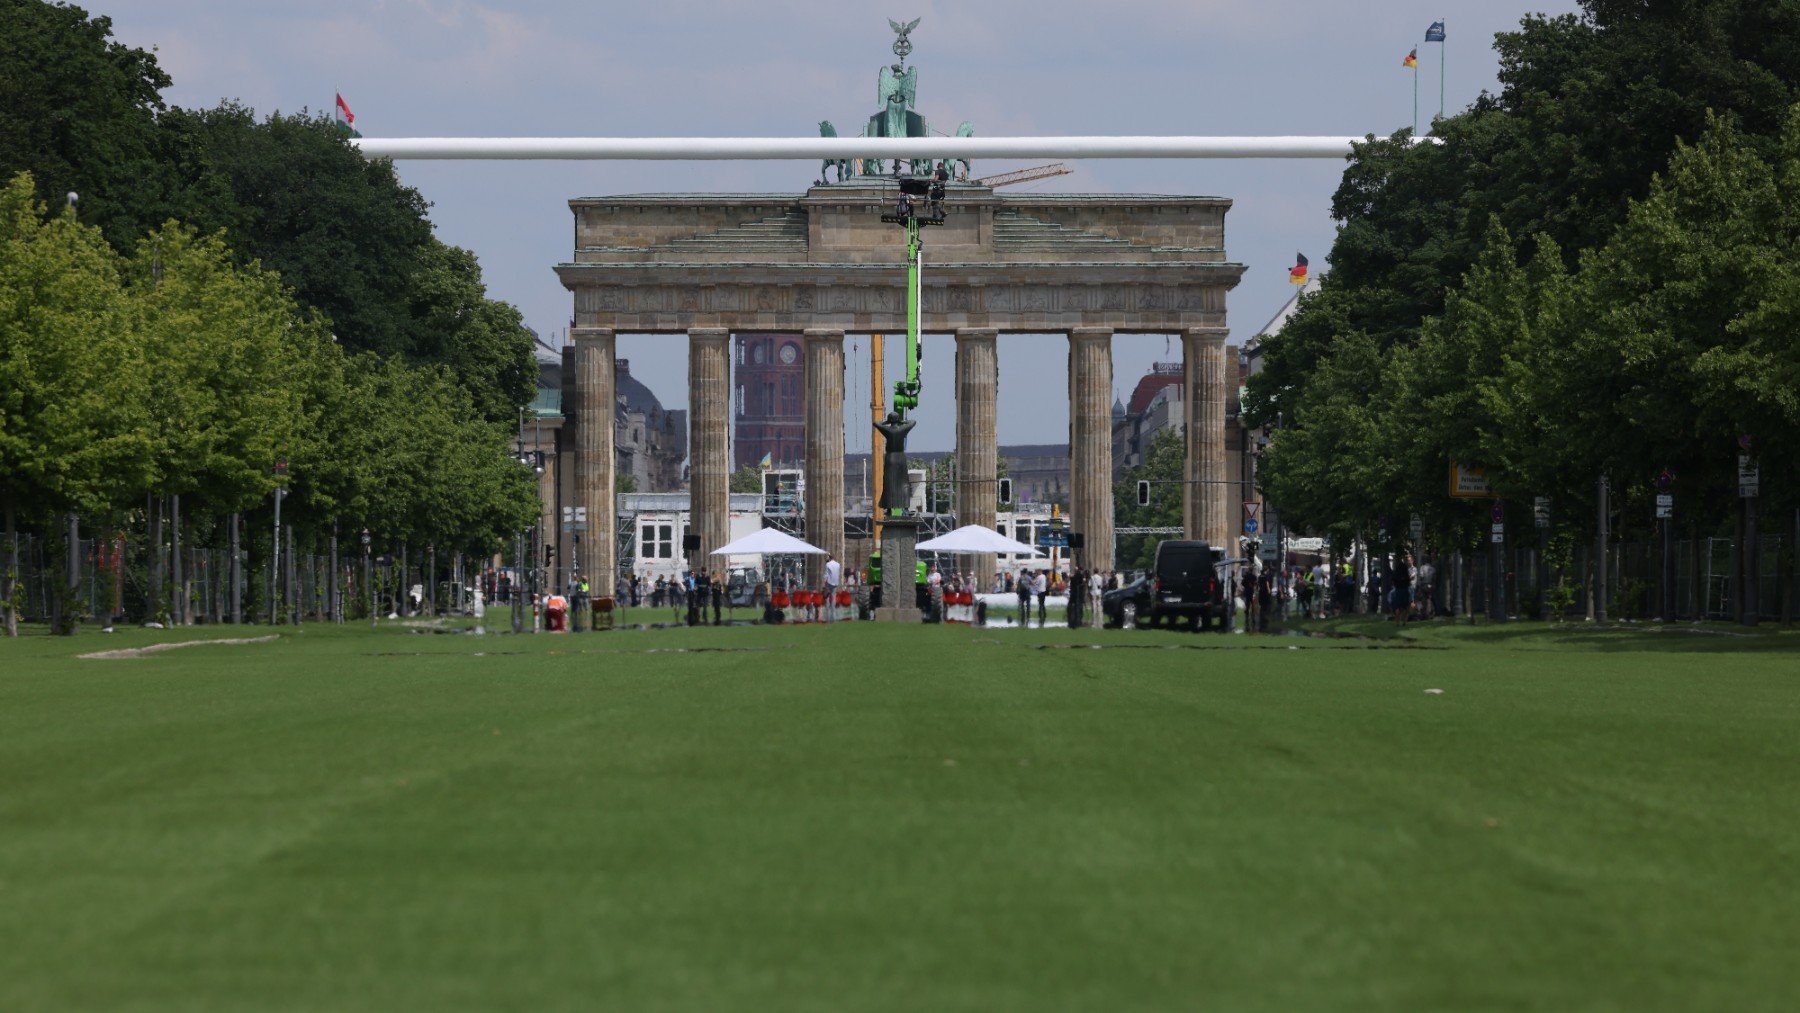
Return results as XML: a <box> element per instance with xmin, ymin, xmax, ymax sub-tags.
<box><xmin>109</xmin><ymin>0</ymin><xmax>1581</xmax><ymax>452</ymax></box>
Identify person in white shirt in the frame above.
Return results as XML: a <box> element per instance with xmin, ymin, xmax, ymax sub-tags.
<box><xmin>823</xmin><ymin>555</ymin><xmax>842</xmax><ymax>622</ymax></box>
<box><xmin>1031</xmin><ymin>570</ymin><xmax>1049</xmax><ymax>626</ymax></box>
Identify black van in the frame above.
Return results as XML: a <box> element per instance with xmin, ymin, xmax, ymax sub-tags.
<box><xmin>1103</xmin><ymin>540</ymin><xmax>1227</xmax><ymax>630</ymax></box>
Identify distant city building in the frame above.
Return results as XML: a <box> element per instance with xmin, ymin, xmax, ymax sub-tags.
<box><xmin>734</xmin><ymin>333</ymin><xmax>805</xmax><ymax>470</ymax></box>
<box><xmin>614</xmin><ymin>359</ymin><xmax>687</xmax><ymax>493</ymax></box>
<box><xmin>1113</xmin><ymin>362</ymin><xmax>1185</xmax><ymax>475</ymax></box>
<box><xmin>531</xmin><ymin>352</ymin><xmax>687</xmax><ymax>494</ymax></box>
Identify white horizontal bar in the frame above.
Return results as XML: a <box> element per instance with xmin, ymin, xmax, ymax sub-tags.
<box><xmin>352</xmin><ymin>135</ymin><xmax>1372</xmax><ymax>161</ymax></box>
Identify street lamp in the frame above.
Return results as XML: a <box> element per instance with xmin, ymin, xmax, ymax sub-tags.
<box><xmin>361</xmin><ymin>528</ymin><xmax>374</xmax><ymax>629</ymax></box>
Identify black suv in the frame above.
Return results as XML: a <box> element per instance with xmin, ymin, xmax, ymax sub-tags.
<box><xmin>1103</xmin><ymin>540</ymin><xmax>1228</xmax><ymax>630</ymax></box>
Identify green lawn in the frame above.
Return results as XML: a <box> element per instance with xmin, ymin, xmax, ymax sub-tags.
<box><xmin>2</xmin><ymin>618</ymin><xmax>1797</xmax><ymax>1011</ymax></box>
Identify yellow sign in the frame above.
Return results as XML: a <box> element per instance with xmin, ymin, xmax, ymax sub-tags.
<box><xmin>1449</xmin><ymin>462</ymin><xmax>1494</xmax><ymax>499</ymax></box>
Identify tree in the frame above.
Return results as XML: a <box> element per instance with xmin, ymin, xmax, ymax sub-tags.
<box><xmin>0</xmin><ymin>0</ymin><xmax>226</xmax><ymax>250</ymax></box>
<box><xmin>1250</xmin><ymin>2</ymin><xmax>1800</xmax><ymax>431</ymax></box>
<box><xmin>729</xmin><ymin>463</ymin><xmax>763</xmax><ymax>494</ymax></box>
<box><xmin>127</xmin><ymin>223</ymin><xmax>316</xmax><ymax>514</ymax></box>
<box><xmin>1112</xmin><ymin>429</ymin><xmax>1184</xmax><ymax>570</ymax></box>
<box><xmin>408</xmin><ymin>240</ymin><xmax>537</xmax><ymax>421</ymax></box>
<box><xmin>0</xmin><ymin>172</ymin><xmax>151</xmax><ymax>633</ymax></box>
<box><xmin>177</xmin><ymin>102</ymin><xmax>433</xmax><ymax>360</ymax></box>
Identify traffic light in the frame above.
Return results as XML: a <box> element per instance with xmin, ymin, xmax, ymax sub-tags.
<box><xmin>1137</xmin><ymin>480</ymin><xmax>1150</xmax><ymax>507</ymax></box>
<box><xmin>998</xmin><ymin>477</ymin><xmax>1012</xmax><ymax>505</ymax></box>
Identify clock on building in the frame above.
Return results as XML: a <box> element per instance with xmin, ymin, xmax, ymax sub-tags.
<box><xmin>752</xmin><ymin>344</ymin><xmax>767</xmax><ymax>364</ymax></box>
<box><xmin>779</xmin><ymin>342</ymin><xmax>798</xmax><ymax>365</ymax></box>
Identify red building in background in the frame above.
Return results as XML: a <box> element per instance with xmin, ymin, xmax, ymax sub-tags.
<box><xmin>733</xmin><ymin>333</ymin><xmax>806</xmax><ymax>470</ymax></box>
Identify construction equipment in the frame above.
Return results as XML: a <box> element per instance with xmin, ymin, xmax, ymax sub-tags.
<box><xmin>974</xmin><ymin>163</ymin><xmax>1073</xmax><ymax>188</ymax></box>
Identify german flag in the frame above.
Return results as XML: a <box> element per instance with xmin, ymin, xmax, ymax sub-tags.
<box><xmin>1290</xmin><ymin>252</ymin><xmax>1309</xmax><ymax>285</ymax></box>
<box><xmin>1403</xmin><ymin>48</ymin><xmax>1418</xmax><ymax>69</ymax></box>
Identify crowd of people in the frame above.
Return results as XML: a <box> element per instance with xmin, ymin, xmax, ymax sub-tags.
<box><xmin>1239</xmin><ymin>554</ymin><xmax>1439</xmax><ymax>626</ymax></box>
<box><xmin>480</xmin><ymin>550</ymin><xmax>1446</xmax><ymax>631</ymax></box>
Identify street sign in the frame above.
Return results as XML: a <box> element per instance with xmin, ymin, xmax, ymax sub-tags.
<box><xmin>1738</xmin><ymin>455</ymin><xmax>1760</xmax><ymax>498</ymax></box>
<box><xmin>1533</xmin><ymin>497</ymin><xmax>1551</xmax><ymax>529</ymax></box>
<box><xmin>1655</xmin><ymin>494</ymin><xmax>1673</xmax><ymax>519</ymax></box>
<box><xmin>1243</xmin><ymin>502</ymin><xmax>1261</xmax><ymax>520</ymax></box>
<box><xmin>561</xmin><ymin>506</ymin><xmax>588</xmax><ymax>532</ymax></box>
<box><xmin>1491</xmin><ymin>501</ymin><xmax>1505</xmax><ymax>524</ymax></box>
<box><xmin>1490</xmin><ymin>522</ymin><xmax>1505</xmax><ymax>544</ymax></box>
<box><xmin>1449</xmin><ymin>461</ymin><xmax>1494</xmax><ymax>499</ymax></box>
<box><xmin>1243</xmin><ymin>517</ymin><xmax>1259</xmax><ymax>535</ymax></box>
<box><xmin>1409</xmin><ymin>514</ymin><xmax>1424</xmax><ymax>543</ymax></box>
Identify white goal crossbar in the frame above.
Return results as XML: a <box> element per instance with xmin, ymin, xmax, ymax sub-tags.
<box><xmin>351</xmin><ymin>135</ymin><xmax>1374</xmax><ymax>161</ymax></box>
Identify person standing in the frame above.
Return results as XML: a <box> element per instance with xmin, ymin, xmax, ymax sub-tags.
<box><xmin>1016</xmin><ymin>570</ymin><xmax>1031</xmax><ymax>626</ymax></box>
<box><xmin>823</xmin><ymin>554</ymin><xmax>842</xmax><ymax>623</ymax></box>
<box><xmin>710</xmin><ymin>570</ymin><xmax>724</xmax><ymax>625</ymax></box>
<box><xmin>1391</xmin><ymin>553</ymin><xmax>1413</xmax><ymax>624</ymax></box>
<box><xmin>1032</xmin><ymin>569</ymin><xmax>1048</xmax><ymax>627</ymax></box>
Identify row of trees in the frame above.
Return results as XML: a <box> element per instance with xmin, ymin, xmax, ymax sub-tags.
<box><xmin>0</xmin><ymin>2</ymin><xmax>537</xmax><ymax>417</ymax></box>
<box><xmin>1248</xmin><ymin>2</ymin><xmax>1799</xmax><ymax>578</ymax></box>
<box><xmin>0</xmin><ymin>174</ymin><xmax>538</xmax><ymax>633</ymax></box>
<box><xmin>2</xmin><ymin>2</ymin><xmax>547</xmax><ymax>633</ymax></box>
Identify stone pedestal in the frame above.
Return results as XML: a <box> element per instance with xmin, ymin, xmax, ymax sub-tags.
<box><xmin>688</xmin><ymin>328</ymin><xmax>730</xmax><ymax>564</ymax></box>
<box><xmin>955</xmin><ymin>328</ymin><xmax>999</xmax><ymax>588</ymax></box>
<box><xmin>874</xmin><ymin>516</ymin><xmax>924</xmax><ymax>623</ymax></box>
<box><xmin>803</xmin><ymin>329</ymin><xmax>845</xmax><ymax>585</ymax></box>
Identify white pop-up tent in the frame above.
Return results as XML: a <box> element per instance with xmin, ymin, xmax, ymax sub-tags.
<box><xmin>711</xmin><ymin>527</ymin><xmax>827</xmax><ymax>556</ymax></box>
<box><xmin>915</xmin><ymin>524</ymin><xmax>1042</xmax><ymax>557</ymax></box>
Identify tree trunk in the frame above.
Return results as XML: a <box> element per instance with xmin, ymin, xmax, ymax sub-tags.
<box><xmin>170</xmin><ymin>494</ymin><xmax>184</xmax><ymax>625</ymax></box>
<box><xmin>286</xmin><ymin>525</ymin><xmax>299</xmax><ymax>625</ymax></box>
<box><xmin>3</xmin><ymin>494</ymin><xmax>18</xmax><ymax>637</ymax></box>
<box><xmin>228</xmin><ymin>513</ymin><xmax>242</xmax><ymax>625</ymax></box>
<box><xmin>58</xmin><ymin>512</ymin><xmax>81</xmax><ymax>636</ymax></box>
<box><xmin>147</xmin><ymin>493</ymin><xmax>164</xmax><ymax>623</ymax></box>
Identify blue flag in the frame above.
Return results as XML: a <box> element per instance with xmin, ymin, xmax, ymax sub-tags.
<box><xmin>1425</xmin><ymin>21</ymin><xmax>1446</xmax><ymax>42</ymax></box>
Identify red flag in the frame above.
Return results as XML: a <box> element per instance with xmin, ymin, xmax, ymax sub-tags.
<box><xmin>334</xmin><ymin>92</ymin><xmax>355</xmax><ymax>125</ymax></box>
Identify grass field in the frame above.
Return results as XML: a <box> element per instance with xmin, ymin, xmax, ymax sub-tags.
<box><xmin>3</xmin><ymin>617</ymin><xmax>1798</xmax><ymax>1011</ymax></box>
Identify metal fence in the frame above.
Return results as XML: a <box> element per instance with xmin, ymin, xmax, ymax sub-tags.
<box><xmin>1433</xmin><ymin>537</ymin><xmax>1794</xmax><ymax>622</ymax></box>
<box><xmin>3</xmin><ymin>530</ymin><xmax>506</xmax><ymax>629</ymax></box>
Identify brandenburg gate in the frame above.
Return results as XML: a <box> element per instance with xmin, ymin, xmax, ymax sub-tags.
<box><xmin>553</xmin><ymin>182</ymin><xmax>1245</xmax><ymax>585</ymax></box>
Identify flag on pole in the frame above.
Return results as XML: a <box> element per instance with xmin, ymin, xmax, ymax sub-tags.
<box><xmin>758</xmin><ymin>451</ymin><xmax>772</xmax><ymax>469</ymax></box>
<box><xmin>334</xmin><ymin>93</ymin><xmax>361</xmax><ymax>138</ymax></box>
<box><xmin>1425</xmin><ymin>21</ymin><xmax>1446</xmax><ymax>42</ymax></box>
<box><xmin>1403</xmin><ymin>48</ymin><xmax>1418</xmax><ymax>69</ymax></box>
<box><xmin>1289</xmin><ymin>252</ymin><xmax>1309</xmax><ymax>285</ymax></box>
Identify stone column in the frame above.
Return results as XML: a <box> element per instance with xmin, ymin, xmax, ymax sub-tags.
<box><xmin>688</xmin><ymin>329</ymin><xmax>731</xmax><ymax>570</ymax></box>
<box><xmin>955</xmin><ymin>328</ymin><xmax>999</xmax><ymax>587</ymax></box>
<box><xmin>571</xmin><ymin>328</ymin><xmax>616</xmax><ymax>591</ymax></box>
<box><xmin>1068</xmin><ymin>328</ymin><xmax>1114</xmax><ymax>572</ymax></box>
<box><xmin>1183</xmin><ymin>328</ymin><xmax>1230</xmax><ymax>550</ymax></box>
<box><xmin>803</xmin><ymin>328</ymin><xmax>845</xmax><ymax>585</ymax></box>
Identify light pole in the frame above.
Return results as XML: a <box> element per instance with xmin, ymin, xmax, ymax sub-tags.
<box><xmin>362</xmin><ymin>528</ymin><xmax>373</xmax><ymax>629</ymax></box>
<box><xmin>269</xmin><ymin>460</ymin><xmax>287</xmax><ymax>625</ymax></box>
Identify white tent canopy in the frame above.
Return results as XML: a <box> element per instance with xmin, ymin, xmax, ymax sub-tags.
<box><xmin>711</xmin><ymin>527</ymin><xmax>826</xmax><ymax>556</ymax></box>
<box><xmin>915</xmin><ymin>524</ymin><xmax>1042</xmax><ymax>557</ymax></box>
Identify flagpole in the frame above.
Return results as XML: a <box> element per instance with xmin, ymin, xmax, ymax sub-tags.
<box><xmin>1439</xmin><ymin>21</ymin><xmax>1447</xmax><ymax>123</ymax></box>
<box><xmin>1413</xmin><ymin>64</ymin><xmax>1419</xmax><ymax>137</ymax></box>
